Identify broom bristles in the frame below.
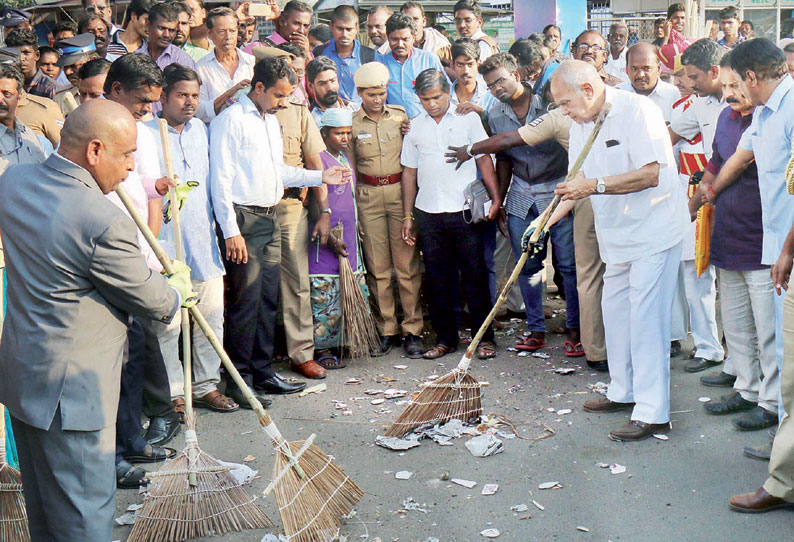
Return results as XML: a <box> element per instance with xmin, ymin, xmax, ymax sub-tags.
<box><xmin>338</xmin><ymin>255</ymin><xmax>380</xmax><ymax>359</ymax></box>
<box><xmin>384</xmin><ymin>370</ymin><xmax>483</xmax><ymax>438</ymax></box>
<box><xmin>0</xmin><ymin>463</ymin><xmax>29</xmax><ymax>542</ymax></box>
<box><xmin>272</xmin><ymin>440</ymin><xmax>364</xmax><ymax>542</ymax></box>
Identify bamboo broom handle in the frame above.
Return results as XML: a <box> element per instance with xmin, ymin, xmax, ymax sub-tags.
<box><xmin>462</xmin><ymin>103</ymin><xmax>612</xmax><ymax>366</ymax></box>
<box><xmin>158</xmin><ymin>120</ymin><xmax>198</xmax><ymax>487</ymax></box>
<box><xmin>114</xmin><ymin>186</ymin><xmax>307</xmax><ymax>479</ymax></box>
<box><xmin>0</xmin><ymin>403</ymin><xmax>6</xmax><ymax>465</ymax></box>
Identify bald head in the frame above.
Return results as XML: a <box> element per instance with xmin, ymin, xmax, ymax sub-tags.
<box><xmin>59</xmin><ymin>100</ymin><xmax>138</xmax><ymax>194</ymax></box>
<box><xmin>551</xmin><ymin>60</ymin><xmax>606</xmax><ymax>124</ymax></box>
<box><xmin>626</xmin><ymin>42</ymin><xmax>661</xmax><ymax>94</ymax></box>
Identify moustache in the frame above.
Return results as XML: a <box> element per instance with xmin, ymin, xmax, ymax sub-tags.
<box><xmin>94</xmin><ymin>35</ymin><xmax>107</xmax><ymax>45</ymax></box>
<box><xmin>0</xmin><ymin>104</ymin><xmax>8</xmax><ymax>111</ymax></box>
<box><xmin>726</xmin><ymin>97</ymin><xmax>740</xmax><ymax>104</ymax></box>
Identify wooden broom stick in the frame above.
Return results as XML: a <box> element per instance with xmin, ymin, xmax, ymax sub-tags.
<box><xmin>461</xmin><ymin>102</ymin><xmax>612</xmax><ymax>365</ymax></box>
<box><xmin>115</xmin><ymin>185</ymin><xmax>310</xmax><ymax>479</ymax></box>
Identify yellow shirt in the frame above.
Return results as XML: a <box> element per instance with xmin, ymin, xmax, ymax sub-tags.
<box><xmin>517</xmin><ymin>107</ymin><xmax>572</xmax><ymax>151</ymax></box>
<box><xmin>17</xmin><ymin>92</ymin><xmax>63</xmax><ymax>147</ymax></box>
<box><xmin>351</xmin><ymin>104</ymin><xmax>406</xmax><ymax>177</ymax></box>
<box><xmin>275</xmin><ymin>100</ymin><xmax>325</xmax><ymax>169</ymax></box>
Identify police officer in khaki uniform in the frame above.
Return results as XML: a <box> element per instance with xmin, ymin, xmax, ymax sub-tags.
<box><xmin>252</xmin><ymin>45</ymin><xmax>330</xmax><ymax>379</ymax></box>
<box><xmin>351</xmin><ymin>62</ymin><xmax>424</xmax><ymax>357</ymax></box>
<box><xmin>0</xmin><ymin>63</ymin><xmax>46</xmax><ymax>334</ymax></box>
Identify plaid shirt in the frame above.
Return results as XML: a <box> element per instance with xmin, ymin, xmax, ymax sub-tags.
<box><xmin>26</xmin><ymin>69</ymin><xmax>56</xmax><ymax>100</ymax></box>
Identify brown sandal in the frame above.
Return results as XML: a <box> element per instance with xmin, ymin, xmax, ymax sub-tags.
<box><xmin>423</xmin><ymin>344</ymin><xmax>457</xmax><ymax>360</ymax></box>
<box><xmin>172</xmin><ymin>398</ymin><xmax>186</xmax><ymax>423</ymax></box>
<box><xmin>477</xmin><ymin>341</ymin><xmax>498</xmax><ymax>360</ymax></box>
<box><xmin>193</xmin><ymin>390</ymin><xmax>240</xmax><ymax>412</ymax></box>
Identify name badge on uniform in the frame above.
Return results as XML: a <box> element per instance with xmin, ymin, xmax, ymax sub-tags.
<box><xmin>357</xmin><ymin>133</ymin><xmax>372</xmax><ymax>139</ymax></box>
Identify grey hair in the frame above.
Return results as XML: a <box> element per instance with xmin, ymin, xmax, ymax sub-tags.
<box><xmin>552</xmin><ymin>60</ymin><xmax>600</xmax><ymax>93</ymax></box>
<box><xmin>414</xmin><ymin>68</ymin><xmax>449</xmax><ymax>95</ymax></box>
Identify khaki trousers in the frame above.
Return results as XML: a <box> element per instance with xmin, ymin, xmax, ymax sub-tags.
<box><xmin>277</xmin><ymin>198</ymin><xmax>314</xmax><ymax>365</ymax></box>
<box><xmin>765</xmin><ymin>291</ymin><xmax>794</xmax><ymax>501</ymax></box>
<box><xmin>357</xmin><ymin>182</ymin><xmax>423</xmax><ymax>336</ymax></box>
<box><xmin>573</xmin><ymin>198</ymin><xmax>607</xmax><ymax>362</ymax></box>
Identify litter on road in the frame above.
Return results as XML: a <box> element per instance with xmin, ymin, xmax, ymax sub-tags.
<box><xmin>451</xmin><ymin>478</ymin><xmax>477</xmax><ymax>489</ymax></box>
<box><xmin>481</xmin><ymin>483</ymin><xmax>499</xmax><ymax>495</ymax></box>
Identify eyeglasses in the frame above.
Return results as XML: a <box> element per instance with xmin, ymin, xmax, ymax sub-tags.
<box><xmin>486</xmin><ymin>76</ymin><xmax>508</xmax><ymax>91</ymax></box>
<box><xmin>574</xmin><ymin>43</ymin><xmax>605</xmax><ymax>53</ymax></box>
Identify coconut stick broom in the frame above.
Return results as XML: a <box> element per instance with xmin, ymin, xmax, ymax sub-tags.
<box><xmin>128</xmin><ymin>120</ymin><xmax>272</xmax><ymax>542</ymax></box>
<box><xmin>332</xmin><ymin>222</ymin><xmax>380</xmax><ymax>359</ymax></box>
<box><xmin>0</xmin><ymin>403</ymin><xmax>29</xmax><ymax>542</ymax></box>
<box><xmin>115</xmin><ymin>179</ymin><xmax>363</xmax><ymax>541</ymax></box>
<box><xmin>385</xmin><ymin>103</ymin><xmax>612</xmax><ymax>438</ymax></box>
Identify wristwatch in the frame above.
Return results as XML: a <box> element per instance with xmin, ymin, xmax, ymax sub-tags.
<box><xmin>319</xmin><ymin>208</ymin><xmax>332</xmax><ymax>215</ymax></box>
<box><xmin>595</xmin><ymin>177</ymin><xmax>606</xmax><ymax>194</ymax></box>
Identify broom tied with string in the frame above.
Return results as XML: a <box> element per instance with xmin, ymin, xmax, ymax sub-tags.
<box><xmin>115</xmin><ymin>169</ymin><xmax>363</xmax><ymax>541</ymax></box>
<box><xmin>385</xmin><ymin>103</ymin><xmax>613</xmax><ymax>438</ymax></box>
<box><xmin>128</xmin><ymin>119</ymin><xmax>272</xmax><ymax>542</ymax></box>
<box><xmin>0</xmin><ymin>403</ymin><xmax>29</xmax><ymax>542</ymax></box>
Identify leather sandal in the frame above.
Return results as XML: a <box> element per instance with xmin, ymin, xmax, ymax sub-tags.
<box><xmin>172</xmin><ymin>397</ymin><xmax>186</xmax><ymax>423</ymax></box>
<box><xmin>116</xmin><ymin>460</ymin><xmax>147</xmax><ymax>489</ymax></box>
<box><xmin>423</xmin><ymin>344</ymin><xmax>456</xmax><ymax>360</ymax></box>
<box><xmin>316</xmin><ymin>351</ymin><xmax>347</xmax><ymax>370</ymax></box>
<box><xmin>477</xmin><ymin>341</ymin><xmax>498</xmax><ymax>360</ymax></box>
<box><xmin>193</xmin><ymin>390</ymin><xmax>240</xmax><ymax>412</ymax></box>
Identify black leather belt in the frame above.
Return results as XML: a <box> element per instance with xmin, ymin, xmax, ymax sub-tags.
<box><xmin>234</xmin><ymin>203</ymin><xmax>277</xmax><ymax>215</ymax></box>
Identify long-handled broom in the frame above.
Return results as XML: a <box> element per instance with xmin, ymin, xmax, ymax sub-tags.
<box><xmin>0</xmin><ymin>403</ymin><xmax>29</xmax><ymax>542</ymax></box>
<box><xmin>115</xmin><ymin>176</ymin><xmax>363</xmax><ymax>541</ymax></box>
<box><xmin>128</xmin><ymin>120</ymin><xmax>272</xmax><ymax>542</ymax></box>
<box><xmin>385</xmin><ymin>104</ymin><xmax>612</xmax><ymax>438</ymax></box>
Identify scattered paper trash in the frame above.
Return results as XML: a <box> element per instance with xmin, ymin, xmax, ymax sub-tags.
<box><xmin>556</xmin><ymin>409</ymin><xmax>573</xmax><ymax>415</ymax></box>
<box><xmin>538</xmin><ymin>481</ymin><xmax>561</xmax><ymax>490</ymax></box>
<box><xmin>510</xmin><ymin>504</ymin><xmax>529</xmax><ymax>513</ymax></box>
<box><xmin>395</xmin><ymin>471</ymin><xmax>413</xmax><ymax>480</ymax></box>
<box><xmin>532</xmin><ymin>500</ymin><xmax>545</xmax><ymax>511</ymax></box>
<box><xmin>554</xmin><ymin>367</ymin><xmax>575</xmax><ymax>374</ymax></box>
<box><xmin>393</xmin><ymin>364</ymin><xmax>408</xmax><ymax>370</ymax></box>
<box><xmin>577</xmin><ymin>526</ymin><xmax>590</xmax><ymax>532</ymax></box>
<box><xmin>610</xmin><ymin>463</ymin><xmax>627</xmax><ymax>475</ymax></box>
<box><xmin>481</xmin><ymin>528</ymin><xmax>501</xmax><ymax>538</ymax></box>
<box><xmin>298</xmin><ymin>382</ymin><xmax>327</xmax><ymax>397</ymax></box>
<box><xmin>596</xmin><ymin>463</ymin><xmax>610</xmax><ymax>468</ymax></box>
<box><xmin>698</xmin><ymin>397</ymin><xmax>711</xmax><ymax>403</ymax></box>
<box><xmin>218</xmin><ymin>461</ymin><xmax>258</xmax><ymax>485</ymax></box>
<box><xmin>365</xmin><ymin>389</ymin><xmax>384</xmax><ymax>395</ymax></box>
<box><xmin>242</xmin><ymin>455</ymin><xmax>255</xmax><ymax>463</ymax></box>
<box><xmin>588</xmin><ymin>382</ymin><xmax>609</xmax><ymax>395</ymax></box>
<box><xmin>261</xmin><ymin>534</ymin><xmax>289</xmax><ymax>542</ymax></box>
<box><xmin>481</xmin><ymin>483</ymin><xmax>499</xmax><ymax>495</ymax></box>
<box><xmin>451</xmin><ymin>478</ymin><xmax>477</xmax><ymax>489</ymax></box>
<box><xmin>532</xmin><ymin>352</ymin><xmax>551</xmax><ymax>359</ymax></box>
<box><xmin>653</xmin><ymin>434</ymin><xmax>669</xmax><ymax>441</ymax></box>
<box><xmin>465</xmin><ymin>434</ymin><xmax>504</xmax><ymax>457</ymax></box>
<box><xmin>375</xmin><ymin>434</ymin><xmax>422</xmax><ymax>451</ymax></box>
<box><xmin>400</xmin><ymin>497</ymin><xmax>429</xmax><ymax>513</ymax></box>
<box><xmin>345</xmin><ymin>378</ymin><xmax>361</xmax><ymax>384</ymax></box>
<box><xmin>384</xmin><ymin>389</ymin><xmax>409</xmax><ymax>399</ymax></box>
<box><xmin>371</xmin><ymin>398</ymin><xmax>386</xmax><ymax>405</ymax></box>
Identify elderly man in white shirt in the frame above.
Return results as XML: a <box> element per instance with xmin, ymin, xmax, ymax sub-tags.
<box><xmin>540</xmin><ymin>60</ymin><xmax>687</xmax><ymax>442</ymax></box>
<box><xmin>210</xmin><ymin>56</ymin><xmax>351</xmax><ymax>407</ymax></box>
<box><xmin>605</xmin><ymin>22</ymin><xmax>630</xmax><ymax>83</ymax></box>
<box><xmin>196</xmin><ymin>7</ymin><xmax>255</xmax><ymax>123</ymax></box>
<box><xmin>401</xmin><ymin>68</ymin><xmax>502</xmax><ymax>361</ymax></box>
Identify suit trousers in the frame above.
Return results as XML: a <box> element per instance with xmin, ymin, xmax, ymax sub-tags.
<box><xmin>276</xmin><ymin>198</ymin><xmax>314</xmax><ymax>365</ymax></box>
<box><xmin>765</xmin><ymin>291</ymin><xmax>794</xmax><ymax>501</ymax></box>
<box><xmin>603</xmin><ymin>243</ymin><xmax>681</xmax><ymax>424</ymax></box>
<box><xmin>718</xmin><ymin>267</ymin><xmax>778</xmax><ymax>412</ymax></box>
<box><xmin>116</xmin><ymin>317</ymin><xmax>149</xmax><ymax>460</ymax></box>
<box><xmin>140</xmin><ymin>316</ymin><xmax>178</xmax><ymax>420</ymax></box>
<box><xmin>11</xmin><ymin>406</ymin><xmax>116</xmax><ymax>542</ymax></box>
<box><xmin>158</xmin><ymin>276</ymin><xmax>225</xmax><ymax>399</ymax></box>
<box><xmin>415</xmin><ymin>209</ymin><xmax>494</xmax><ymax>348</ymax></box>
<box><xmin>358</xmin><ymin>182</ymin><xmax>423</xmax><ymax>336</ymax></box>
<box><xmin>573</xmin><ymin>198</ymin><xmax>607</xmax><ymax>361</ymax></box>
<box><xmin>220</xmin><ymin>207</ymin><xmax>280</xmax><ymax>389</ymax></box>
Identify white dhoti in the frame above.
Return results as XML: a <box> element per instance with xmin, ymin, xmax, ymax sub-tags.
<box><xmin>603</xmin><ymin>243</ymin><xmax>682</xmax><ymax>424</ymax></box>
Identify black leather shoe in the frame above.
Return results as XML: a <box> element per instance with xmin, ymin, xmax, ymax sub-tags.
<box><xmin>123</xmin><ymin>444</ymin><xmax>177</xmax><ymax>464</ymax></box>
<box><xmin>586</xmin><ymin>359</ymin><xmax>609</xmax><ymax>372</ymax></box>
<box><xmin>116</xmin><ymin>459</ymin><xmax>147</xmax><ymax>489</ymax></box>
<box><xmin>704</xmin><ymin>391</ymin><xmax>756</xmax><ymax>415</ymax></box>
<box><xmin>377</xmin><ymin>335</ymin><xmax>400</xmax><ymax>356</ymax></box>
<box><xmin>744</xmin><ymin>442</ymin><xmax>772</xmax><ymax>461</ymax></box>
<box><xmin>685</xmin><ymin>357</ymin><xmax>722</xmax><ymax>373</ymax></box>
<box><xmin>733</xmin><ymin>406</ymin><xmax>779</xmax><ymax>431</ymax></box>
<box><xmin>226</xmin><ymin>386</ymin><xmax>273</xmax><ymax>409</ymax></box>
<box><xmin>144</xmin><ymin>416</ymin><xmax>181</xmax><ymax>447</ymax></box>
<box><xmin>255</xmin><ymin>374</ymin><xmax>306</xmax><ymax>395</ymax></box>
<box><xmin>700</xmin><ymin>371</ymin><xmax>737</xmax><ymax>387</ymax></box>
<box><xmin>403</xmin><ymin>334</ymin><xmax>424</xmax><ymax>359</ymax></box>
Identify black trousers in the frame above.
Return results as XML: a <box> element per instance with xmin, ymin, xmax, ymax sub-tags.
<box><xmin>140</xmin><ymin>317</ymin><xmax>177</xmax><ymax>420</ymax></box>
<box><xmin>219</xmin><ymin>206</ymin><xmax>281</xmax><ymax>390</ymax></box>
<box><xmin>116</xmin><ymin>317</ymin><xmax>148</xmax><ymax>461</ymax></box>
<box><xmin>415</xmin><ymin>209</ymin><xmax>494</xmax><ymax>348</ymax></box>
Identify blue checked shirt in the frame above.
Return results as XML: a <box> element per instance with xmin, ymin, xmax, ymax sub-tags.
<box><xmin>316</xmin><ymin>39</ymin><xmax>368</xmax><ymax>103</ymax></box>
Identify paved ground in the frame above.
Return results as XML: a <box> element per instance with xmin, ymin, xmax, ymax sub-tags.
<box><xmin>113</xmin><ymin>306</ymin><xmax>794</xmax><ymax>542</ymax></box>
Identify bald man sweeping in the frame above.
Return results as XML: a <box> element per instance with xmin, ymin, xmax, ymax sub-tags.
<box><xmin>0</xmin><ymin>99</ymin><xmax>194</xmax><ymax>541</ymax></box>
<box><xmin>535</xmin><ymin>60</ymin><xmax>687</xmax><ymax>441</ymax></box>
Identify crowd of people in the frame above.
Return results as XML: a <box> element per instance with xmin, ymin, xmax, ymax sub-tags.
<box><xmin>1</xmin><ymin>0</ymin><xmax>794</xmax><ymax>539</ymax></box>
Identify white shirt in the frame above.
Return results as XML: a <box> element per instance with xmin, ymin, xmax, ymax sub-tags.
<box><xmin>401</xmin><ymin>106</ymin><xmax>489</xmax><ymax>213</ymax></box>
<box><xmin>604</xmin><ymin>48</ymin><xmax>629</xmax><ymax>83</ymax></box>
<box><xmin>470</xmin><ymin>29</ymin><xmax>494</xmax><ymax>62</ymax></box>
<box><xmin>209</xmin><ymin>94</ymin><xmax>323</xmax><ymax>238</ymax></box>
<box><xmin>196</xmin><ymin>49</ymin><xmax>256</xmax><ymax>123</ymax></box>
<box><xmin>669</xmin><ymin>93</ymin><xmax>727</xmax><ymax>160</ymax></box>
<box><xmin>569</xmin><ymin>87</ymin><xmax>686</xmax><ymax>265</ymax></box>
<box><xmin>616</xmin><ymin>79</ymin><xmax>680</xmax><ymax>123</ymax></box>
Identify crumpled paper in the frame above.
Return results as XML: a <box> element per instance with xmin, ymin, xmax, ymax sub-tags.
<box><xmin>375</xmin><ymin>433</ymin><xmax>422</xmax><ymax>450</ymax></box>
<box><xmin>465</xmin><ymin>434</ymin><xmax>504</xmax><ymax>457</ymax></box>
<box><xmin>217</xmin><ymin>460</ymin><xmax>258</xmax><ymax>485</ymax></box>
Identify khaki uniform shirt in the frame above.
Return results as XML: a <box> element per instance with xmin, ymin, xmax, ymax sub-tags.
<box><xmin>351</xmin><ymin>105</ymin><xmax>406</xmax><ymax>177</ymax></box>
<box><xmin>53</xmin><ymin>84</ymin><xmax>79</xmax><ymax>116</ymax></box>
<box><xmin>17</xmin><ymin>92</ymin><xmax>64</xmax><ymax>147</ymax></box>
<box><xmin>0</xmin><ymin>121</ymin><xmax>46</xmax><ymax>268</ymax></box>
<box><xmin>517</xmin><ymin>107</ymin><xmax>572</xmax><ymax>151</ymax></box>
<box><xmin>275</xmin><ymin>100</ymin><xmax>325</xmax><ymax>169</ymax></box>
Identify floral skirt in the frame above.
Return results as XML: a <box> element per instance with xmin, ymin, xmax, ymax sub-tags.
<box><xmin>310</xmin><ymin>271</ymin><xmax>370</xmax><ymax>350</ymax></box>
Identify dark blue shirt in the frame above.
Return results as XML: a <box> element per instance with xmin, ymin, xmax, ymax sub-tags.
<box><xmin>316</xmin><ymin>39</ymin><xmax>372</xmax><ymax>104</ymax></box>
<box><xmin>705</xmin><ymin>107</ymin><xmax>764</xmax><ymax>271</ymax></box>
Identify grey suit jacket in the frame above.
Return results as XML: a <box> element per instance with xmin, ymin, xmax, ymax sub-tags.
<box><xmin>0</xmin><ymin>153</ymin><xmax>179</xmax><ymax>431</ymax></box>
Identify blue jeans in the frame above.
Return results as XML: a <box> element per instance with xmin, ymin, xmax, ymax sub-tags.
<box><xmin>507</xmin><ymin>208</ymin><xmax>579</xmax><ymax>332</ymax></box>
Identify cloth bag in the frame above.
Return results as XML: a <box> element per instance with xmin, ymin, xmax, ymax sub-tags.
<box><xmin>463</xmin><ymin>179</ymin><xmax>492</xmax><ymax>224</ymax></box>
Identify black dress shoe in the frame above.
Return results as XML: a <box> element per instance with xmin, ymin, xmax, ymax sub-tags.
<box><xmin>144</xmin><ymin>416</ymin><xmax>181</xmax><ymax>447</ymax></box>
<box><xmin>123</xmin><ymin>444</ymin><xmax>177</xmax><ymax>464</ymax></box>
<box><xmin>685</xmin><ymin>357</ymin><xmax>722</xmax><ymax>373</ymax></box>
<box><xmin>377</xmin><ymin>335</ymin><xmax>400</xmax><ymax>356</ymax></box>
<box><xmin>255</xmin><ymin>374</ymin><xmax>307</xmax><ymax>395</ymax></box>
<box><xmin>586</xmin><ymin>359</ymin><xmax>609</xmax><ymax>372</ymax></box>
<box><xmin>404</xmin><ymin>334</ymin><xmax>424</xmax><ymax>359</ymax></box>
<box><xmin>700</xmin><ymin>371</ymin><xmax>737</xmax><ymax>387</ymax></box>
<box><xmin>733</xmin><ymin>406</ymin><xmax>779</xmax><ymax>431</ymax></box>
<box><xmin>227</xmin><ymin>386</ymin><xmax>273</xmax><ymax>409</ymax></box>
<box><xmin>116</xmin><ymin>459</ymin><xmax>147</xmax><ymax>489</ymax></box>
<box><xmin>744</xmin><ymin>442</ymin><xmax>772</xmax><ymax>461</ymax></box>
<box><xmin>704</xmin><ymin>391</ymin><xmax>756</xmax><ymax>415</ymax></box>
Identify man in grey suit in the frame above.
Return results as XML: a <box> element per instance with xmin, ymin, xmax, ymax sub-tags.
<box><xmin>0</xmin><ymin>99</ymin><xmax>194</xmax><ymax>542</ymax></box>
